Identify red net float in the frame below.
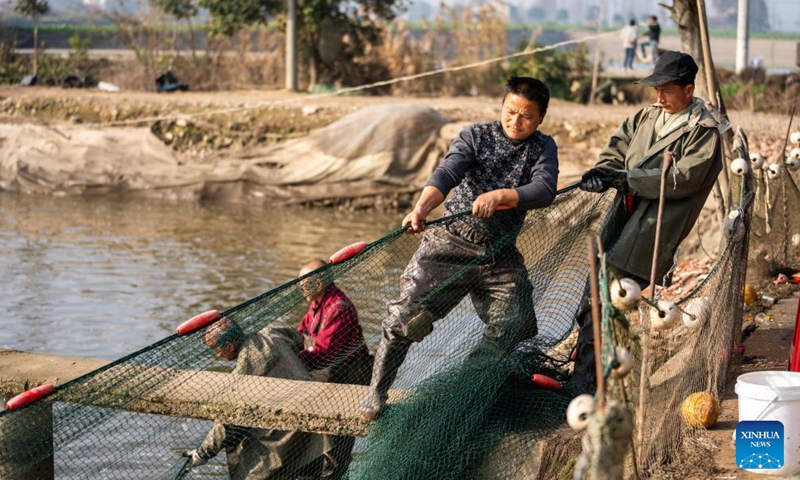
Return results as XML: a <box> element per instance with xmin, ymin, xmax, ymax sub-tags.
<box><xmin>6</xmin><ymin>384</ymin><xmax>56</xmax><ymax>411</ymax></box>
<box><xmin>791</xmin><ymin>295</ymin><xmax>800</xmax><ymax>372</ymax></box>
<box><xmin>329</xmin><ymin>241</ymin><xmax>368</xmax><ymax>264</ymax></box>
<box><xmin>530</xmin><ymin>374</ymin><xmax>562</xmax><ymax>391</ymax></box>
<box><xmin>176</xmin><ymin>310</ymin><xmax>220</xmax><ymax>335</ymax></box>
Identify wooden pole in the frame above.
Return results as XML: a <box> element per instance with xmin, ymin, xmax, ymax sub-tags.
<box><xmin>589</xmin><ymin>7</ymin><xmax>603</xmax><ymax>105</ymax></box>
<box><xmin>588</xmin><ymin>237</ymin><xmax>605</xmax><ymax>412</ymax></box>
<box><xmin>696</xmin><ymin>0</ymin><xmax>716</xmax><ymax>108</ymax></box>
<box><xmin>285</xmin><ymin>0</ymin><xmax>298</xmax><ymax>92</ymax></box>
<box><xmin>648</xmin><ymin>151</ymin><xmax>674</xmax><ymax>298</ymax></box>
<box><xmin>697</xmin><ymin>0</ymin><xmax>731</xmax><ymax>224</ymax></box>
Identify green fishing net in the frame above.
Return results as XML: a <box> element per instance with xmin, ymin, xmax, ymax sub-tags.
<box><xmin>1</xmin><ymin>170</ymin><xmax>753</xmax><ymax>479</ymax></box>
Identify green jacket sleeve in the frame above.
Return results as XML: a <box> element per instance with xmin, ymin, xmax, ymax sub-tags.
<box><xmin>595</xmin><ymin>108</ymin><xmax>649</xmax><ymax>172</ymax></box>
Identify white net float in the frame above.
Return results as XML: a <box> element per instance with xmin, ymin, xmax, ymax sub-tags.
<box><xmin>650</xmin><ymin>301</ymin><xmax>680</xmax><ymax>331</ymax></box>
<box><xmin>790</xmin><ymin>130</ymin><xmax>800</xmax><ymax>145</ymax></box>
<box><xmin>609</xmin><ymin>278</ymin><xmax>642</xmax><ymax>311</ymax></box>
<box><xmin>566</xmin><ymin>394</ymin><xmax>596</xmax><ymax>431</ymax></box>
<box><xmin>610</xmin><ymin>346</ymin><xmax>632</xmax><ymax>378</ymax></box>
<box><xmin>766</xmin><ymin>162</ymin><xmax>783</xmax><ymax>180</ymax></box>
<box><xmin>730</xmin><ymin>158</ymin><xmax>749</xmax><ymax>176</ymax></box>
<box><xmin>749</xmin><ymin>152</ymin><xmax>764</xmax><ymax>169</ymax></box>
<box><xmin>787</xmin><ymin>148</ymin><xmax>800</xmax><ymax>171</ymax></box>
<box><xmin>682</xmin><ymin>297</ymin><xmax>711</xmax><ymax>329</ymax></box>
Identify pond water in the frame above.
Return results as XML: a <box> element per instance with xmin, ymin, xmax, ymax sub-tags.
<box><xmin>0</xmin><ymin>192</ymin><xmax>404</xmax><ymax>361</ymax></box>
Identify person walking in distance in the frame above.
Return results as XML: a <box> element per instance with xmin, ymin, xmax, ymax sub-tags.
<box><xmin>639</xmin><ymin>16</ymin><xmax>661</xmax><ymax>64</ymax></box>
<box><xmin>621</xmin><ymin>19</ymin><xmax>639</xmax><ymax>71</ymax></box>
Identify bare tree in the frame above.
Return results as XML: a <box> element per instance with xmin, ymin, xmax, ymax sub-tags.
<box><xmin>660</xmin><ymin>0</ymin><xmax>732</xmax><ymax>220</ymax></box>
<box><xmin>660</xmin><ymin>0</ymin><xmax>716</xmax><ymax>103</ymax></box>
<box><xmin>151</xmin><ymin>0</ymin><xmax>198</xmax><ymax>59</ymax></box>
<box><xmin>14</xmin><ymin>0</ymin><xmax>49</xmax><ymax>75</ymax></box>
<box><xmin>105</xmin><ymin>0</ymin><xmax>171</xmax><ymax>90</ymax></box>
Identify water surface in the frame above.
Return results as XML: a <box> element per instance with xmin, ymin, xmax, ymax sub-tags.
<box><xmin>0</xmin><ymin>192</ymin><xmax>403</xmax><ymax>360</ymax></box>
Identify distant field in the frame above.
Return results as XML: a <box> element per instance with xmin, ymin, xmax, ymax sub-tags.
<box><xmin>15</xmin><ymin>22</ymin><xmax>800</xmax><ymax>42</ymax></box>
<box><xmin>7</xmin><ymin>24</ymin><xmax>799</xmax><ymax>72</ymax></box>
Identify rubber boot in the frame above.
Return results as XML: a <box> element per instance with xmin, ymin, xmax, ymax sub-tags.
<box><xmin>572</xmin><ymin>309</ymin><xmax>597</xmax><ymax>393</ymax></box>
<box><xmin>359</xmin><ymin>334</ymin><xmax>412</xmax><ymax>420</ymax></box>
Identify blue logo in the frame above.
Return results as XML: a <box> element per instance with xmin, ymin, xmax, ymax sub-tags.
<box><xmin>736</xmin><ymin>420</ymin><xmax>784</xmax><ymax>470</ymax></box>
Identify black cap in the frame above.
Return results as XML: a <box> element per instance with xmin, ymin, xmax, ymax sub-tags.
<box><xmin>639</xmin><ymin>51</ymin><xmax>699</xmax><ymax>86</ymax></box>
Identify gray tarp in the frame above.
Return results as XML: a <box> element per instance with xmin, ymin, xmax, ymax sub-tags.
<box><xmin>0</xmin><ymin>104</ymin><xmax>449</xmax><ymax>204</ymax></box>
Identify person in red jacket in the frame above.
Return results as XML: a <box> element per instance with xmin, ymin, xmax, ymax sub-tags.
<box><xmin>297</xmin><ymin>259</ymin><xmax>373</xmax><ymax>480</ymax></box>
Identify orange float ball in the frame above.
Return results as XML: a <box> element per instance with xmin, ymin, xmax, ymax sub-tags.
<box><xmin>681</xmin><ymin>392</ymin><xmax>720</xmax><ymax>428</ymax></box>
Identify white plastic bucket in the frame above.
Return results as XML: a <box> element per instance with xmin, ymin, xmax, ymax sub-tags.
<box><xmin>736</xmin><ymin>371</ymin><xmax>800</xmax><ymax>476</ymax></box>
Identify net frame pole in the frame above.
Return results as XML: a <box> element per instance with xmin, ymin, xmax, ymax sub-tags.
<box><xmin>588</xmin><ymin>236</ymin><xmax>605</xmax><ymax>412</ymax></box>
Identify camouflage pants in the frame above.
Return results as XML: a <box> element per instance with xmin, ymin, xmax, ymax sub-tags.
<box><xmin>384</xmin><ymin>222</ymin><xmax>537</xmax><ymax>353</ymax></box>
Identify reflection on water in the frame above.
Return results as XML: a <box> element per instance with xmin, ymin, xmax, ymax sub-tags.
<box><xmin>53</xmin><ymin>403</ymin><xmax>229</xmax><ymax>479</ymax></box>
<box><xmin>0</xmin><ymin>192</ymin><xmax>403</xmax><ymax>360</ymax></box>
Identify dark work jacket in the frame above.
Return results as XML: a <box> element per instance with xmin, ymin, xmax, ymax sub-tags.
<box><xmin>595</xmin><ymin>98</ymin><xmax>725</xmax><ymax>281</ymax></box>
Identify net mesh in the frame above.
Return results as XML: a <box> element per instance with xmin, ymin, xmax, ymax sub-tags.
<box><xmin>747</xmin><ymin>143</ymin><xmax>800</xmax><ymax>278</ymax></box>
<box><xmin>1</xmin><ymin>165</ymin><xmax>753</xmax><ymax>479</ymax></box>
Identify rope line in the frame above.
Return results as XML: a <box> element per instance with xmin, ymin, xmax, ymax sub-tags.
<box><xmin>90</xmin><ymin>31</ymin><xmax>619</xmax><ymax>128</ymax></box>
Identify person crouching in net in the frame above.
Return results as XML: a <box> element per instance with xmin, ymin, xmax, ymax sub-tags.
<box><xmin>181</xmin><ymin>318</ymin><xmax>324</xmax><ymax>479</ymax></box>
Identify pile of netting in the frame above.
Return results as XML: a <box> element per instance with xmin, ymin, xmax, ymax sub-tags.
<box><xmin>1</xmin><ymin>171</ymin><xmax>752</xmax><ymax>479</ymax></box>
<box><xmin>746</xmin><ymin>130</ymin><xmax>800</xmax><ymax>277</ymax></box>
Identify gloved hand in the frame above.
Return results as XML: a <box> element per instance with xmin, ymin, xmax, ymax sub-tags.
<box><xmin>608</xmin><ymin>169</ymin><xmax>630</xmax><ymax>193</ymax></box>
<box><xmin>579</xmin><ymin>168</ymin><xmax>630</xmax><ymax>194</ymax></box>
<box><xmin>578</xmin><ymin>168</ymin><xmax>608</xmax><ymax>193</ymax></box>
<box><xmin>579</xmin><ymin>168</ymin><xmax>608</xmax><ymax>192</ymax></box>
<box><xmin>181</xmin><ymin>449</ymin><xmax>208</xmax><ymax>472</ymax></box>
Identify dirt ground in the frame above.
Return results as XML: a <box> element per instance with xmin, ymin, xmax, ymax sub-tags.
<box><xmin>703</xmin><ymin>288</ymin><xmax>800</xmax><ymax>479</ymax></box>
<box><xmin>1</xmin><ymin>85</ymin><xmax>793</xmax><ymax>182</ymax></box>
<box><xmin>1</xmin><ymin>85</ymin><xmax>799</xmax><ymax>477</ymax></box>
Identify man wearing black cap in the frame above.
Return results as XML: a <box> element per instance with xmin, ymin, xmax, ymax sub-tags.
<box><xmin>573</xmin><ymin>51</ymin><xmax>727</xmax><ymax>387</ymax></box>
